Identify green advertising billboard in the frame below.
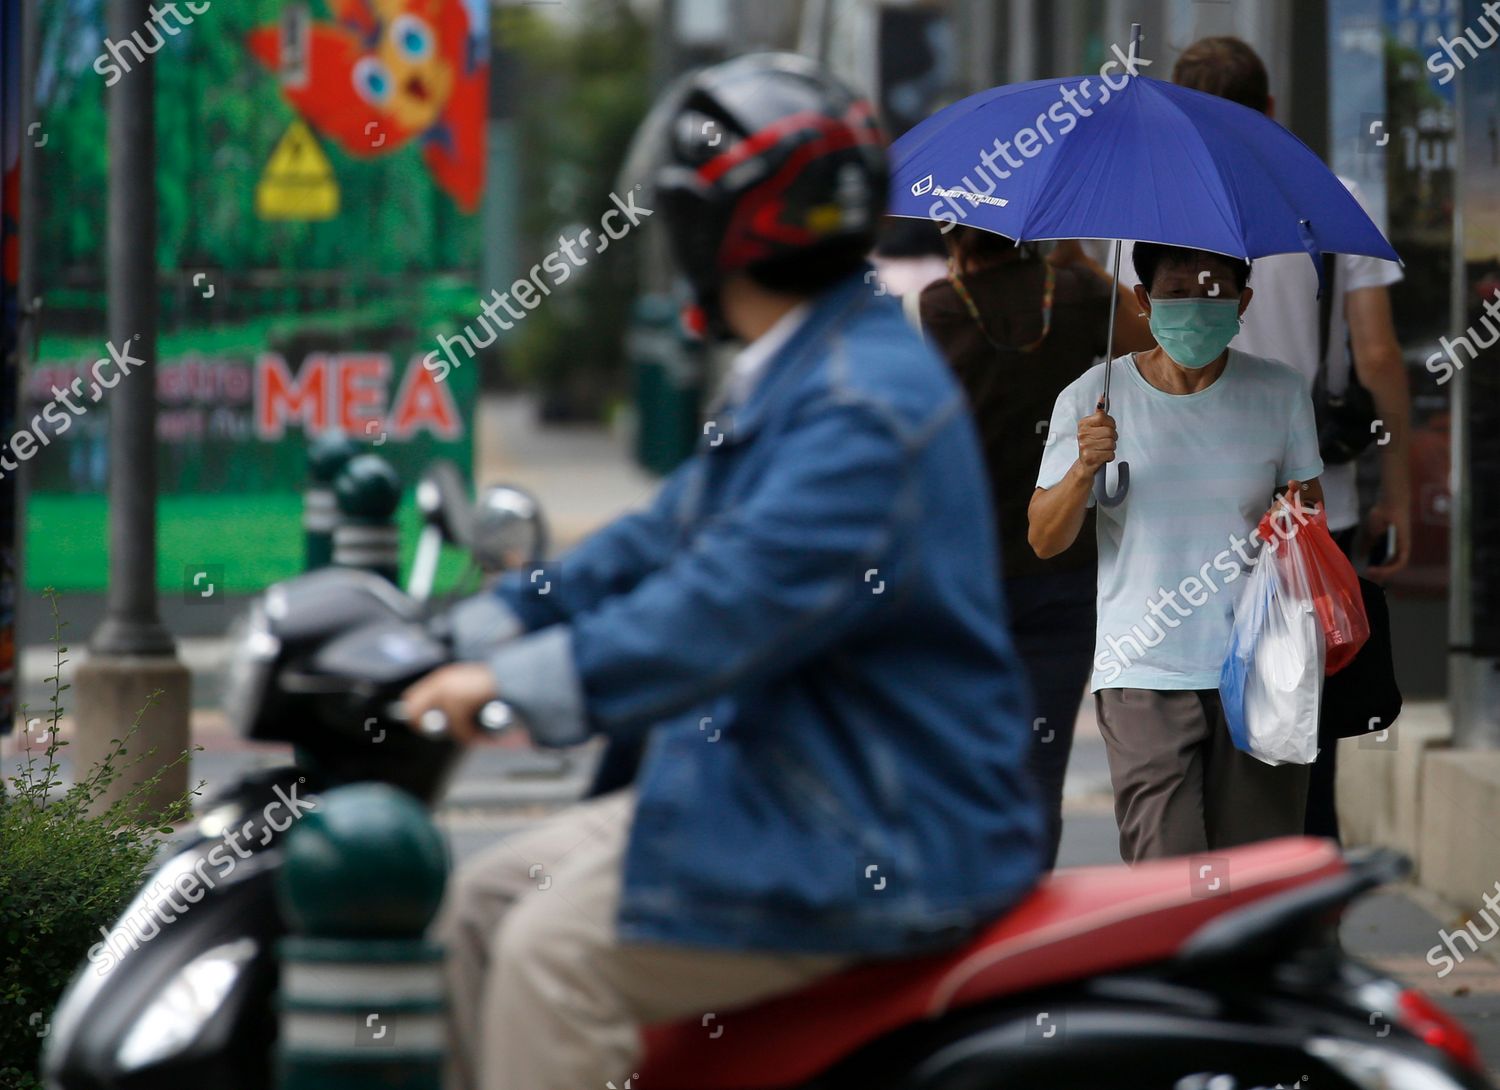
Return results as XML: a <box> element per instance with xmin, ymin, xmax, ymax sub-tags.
<box><xmin>30</xmin><ymin>0</ymin><xmax>488</xmax><ymax>593</ymax></box>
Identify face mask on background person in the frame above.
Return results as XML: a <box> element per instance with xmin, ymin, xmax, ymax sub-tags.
<box><xmin>1147</xmin><ymin>297</ymin><xmax>1242</xmax><ymax>369</ymax></box>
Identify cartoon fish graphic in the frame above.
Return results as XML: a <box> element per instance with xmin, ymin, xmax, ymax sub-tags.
<box><xmin>249</xmin><ymin>0</ymin><xmax>487</xmax><ymax>212</ymax></box>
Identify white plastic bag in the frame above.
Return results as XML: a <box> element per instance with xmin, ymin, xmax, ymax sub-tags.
<box><xmin>1219</xmin><ymin>534</ymin><xmax>1324</xmax><ymax>767</ymax></box>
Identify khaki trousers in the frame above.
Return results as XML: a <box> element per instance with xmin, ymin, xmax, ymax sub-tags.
<box><xmin>435</xmin><ymin>790</ymin><xmax>849</xmax><ymax>1090</ymax></box>
<box><xmin>1095</xmin><ymin>688</ymin><xmax>1311</xmax><ymax>863</ymax></box>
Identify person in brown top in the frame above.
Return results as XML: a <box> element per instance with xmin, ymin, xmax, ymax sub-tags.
<box><xmin>918</xmin><ymin>227</ymin><xmax>1150</xmax><ymax>866</ymax></box>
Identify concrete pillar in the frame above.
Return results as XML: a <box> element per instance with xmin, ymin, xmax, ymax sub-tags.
<box><xmin>72</xmin><ymin>658</ymin><xmax>192</xmax><ymax>816</ymax></box>
<box><xmin>1448</xmin><ymin>0</ymin><xmax>1500</xmax><ymax>750</ymax></box>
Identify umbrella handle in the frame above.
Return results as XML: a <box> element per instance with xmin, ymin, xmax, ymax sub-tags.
<box><xmin>1094</xmin><ymin>231</ymin><xmax>1133</xmax><ymax>509</ymax></box>
<box><xmin>1094</xmin><ymin>461</ymin><xmax>1130</xmax><ymax>507</ymax></box>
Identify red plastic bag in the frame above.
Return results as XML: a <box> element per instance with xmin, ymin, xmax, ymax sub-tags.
<box><xmin>1256</xmin><ymin>498</ymin><xmax>1370</xmax><ymax>675</ymax></box>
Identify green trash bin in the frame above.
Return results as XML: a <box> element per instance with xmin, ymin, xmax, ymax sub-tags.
<box><xmin>630</xmin><ymin>294</ymin><xmax>703</xmax><ymax>476</ymax></box>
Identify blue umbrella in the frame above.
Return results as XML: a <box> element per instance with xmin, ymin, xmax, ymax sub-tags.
<box><xmin>888</xmin><ymin>52</ymin><xmax>1399</xmax><ymax>504</ymax></box>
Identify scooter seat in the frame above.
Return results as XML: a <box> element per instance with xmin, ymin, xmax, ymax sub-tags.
<box><xmin>639</xmin><ymin>836</ymin><xmax>1344</xmax><ymax>1089</ymax></box>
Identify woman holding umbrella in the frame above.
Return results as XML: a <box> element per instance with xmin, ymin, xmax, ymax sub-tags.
<box><xmin>884</xmin><ymin>33</ymin><xmax>1397</xmax><ymax>862</ymax></box>
<box><xmin>1028</xmin><ymin>242</ymin><xmax>1324</xmax><ymax>861</ymax></box>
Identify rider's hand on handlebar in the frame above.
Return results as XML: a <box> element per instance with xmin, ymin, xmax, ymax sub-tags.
<box><xmin>402</xmin><ymin>664</ymin><xmax>501</xmax><ymax>746</ymax></box>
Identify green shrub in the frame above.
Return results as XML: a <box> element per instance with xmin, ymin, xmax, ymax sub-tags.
<box><xmin>0</xmin><ymin>592</ymin><xmax>200</xmax><ymax>1090</ymax></box>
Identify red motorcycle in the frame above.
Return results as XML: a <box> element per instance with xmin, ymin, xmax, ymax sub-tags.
<box><xmin>43</xmin><ymin>563</ymin><xmax>1489</xmax><ymax>1090</ymax></box>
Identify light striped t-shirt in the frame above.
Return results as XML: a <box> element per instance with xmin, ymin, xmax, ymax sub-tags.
<box><xmin>1036</xmin><ymin>350</ymin><xmax>1323</xmax><ymax>692</ymax></box>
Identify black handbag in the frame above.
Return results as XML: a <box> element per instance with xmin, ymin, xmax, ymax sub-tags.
<box><xmin>1320</xmin><ymin>576</ymin><xmax>1403</xmax><ymax>741</ymax></box>
<box><xmin>1312</xmin><ymin>253</ymin><xmax>1380</xmax><ymax>465</ymax></box>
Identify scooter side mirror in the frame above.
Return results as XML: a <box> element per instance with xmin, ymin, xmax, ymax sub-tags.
<box><xmin>409</xmin><ymin>461</ymin><xmax>477</xmax><ymax>603</ymax></box>
<box><xmin>416</xmin><ymin>460</ymin><xmax>476</xmax><ymax>549</ymax></box>
<box><xmin>472</xmin><ymin>484</ymin><xmax>550</xmax><ymax>575</ymax></box>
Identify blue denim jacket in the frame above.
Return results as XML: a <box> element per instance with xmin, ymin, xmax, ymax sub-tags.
<box><xmin>463</xmin><ymin>271</ymin><xmax>1044</xmax><ymax>956</ymax></box>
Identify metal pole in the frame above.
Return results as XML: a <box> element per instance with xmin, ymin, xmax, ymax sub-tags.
<box><xmin>1448</xmin><ymin>61</ymin><xmax>1473</xmax><ymax>732</ymax></box>
<box><xmin>1092</xmin><ymin>23</ymin><xmax>1140</xmax><ymax>510</ymax></box>
<box><xmin>9</xmin><ymin>0</ymin><xmax>41</xmax><ymax>736</ymax></box>
<box><xmin>1447</xmin><ymin>20</ymin><xmax>1500</xmax><ymax>749</ymax></box>
<box><xmin>818</xmin><ymin>0</ymin><xmax>836</xmax><ymax>66</ymax></box>
<box><xmin>18</xmin><ymin>0</ymin><xmax>37</xmax><ymax>338</ymax></box>
<box><xmin>1007</xmin><ymin>0</ymin><xmax>1037</xmax><ymax>84</ymax></box>
<box><xmin>482</xmin><ymin>28</ymin><xmax>518</xmax><ymax>361</ymax></box>
<box><xmin>1101</xmin><ymin>18</ymin><xmax>1143</xmax><ymax>405</ymax></box>
<box><xmin>91</xmin><ymin>0</ymin><xmax>172</xmax><ymax>655</ymax></box>
<box><xmin>1102</xmin><ymin>238</ymin><xmax>1122</xmax><ymax>406</ymax></box>
<box><xmin>961</xmin><ymin>0</ymin><xmax>997</xmax><ymax>92</ymax></box>
<box><xmin>75</xmin><ymin>0</ymin><xmax>189</xmax><ymax>818</ymax></box>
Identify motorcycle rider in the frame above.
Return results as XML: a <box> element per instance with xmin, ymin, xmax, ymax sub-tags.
<box><xmin>402</xmin><ymin>52</ymin><xmax>1044</xmax><ymax>1090</ymax></box>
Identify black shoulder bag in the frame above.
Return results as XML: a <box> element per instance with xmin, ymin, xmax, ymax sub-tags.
<box><xmin>1312</xmin><ymin>253</ymin><xmax>1379</xmax><ymax>465</ymax></box>
<box><xmin>1320</xmin><ymin>576</ymin><xmax>1403</xmax><ymax>741</ymax></box>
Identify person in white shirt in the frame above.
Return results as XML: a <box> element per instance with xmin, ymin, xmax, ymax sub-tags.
<box><xmin>1115</xmin><ymin>36</ymin><xmax>1411</xmax><ymax>843</ymax></box>
<box><xmin>1029</xmin><ymin>242</ymin><xmax>1325</xmax><ymax>862</ymax></box>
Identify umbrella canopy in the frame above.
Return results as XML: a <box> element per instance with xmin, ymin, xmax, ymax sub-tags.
<box><xmin>887</xmin><ymin>68</ymin><xmax>1399</xmax><ymax>508</ymax></box>
<box><xmin>887</xmin><ymin>73</ymin><xmax>1400</xmax><ymax>274</ymax></box>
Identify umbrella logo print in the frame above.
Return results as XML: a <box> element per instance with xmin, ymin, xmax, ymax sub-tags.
<box><xmin>911</xmin><ymin>174</ymin><xmax>934</xmax><ymax>196</ymax></box>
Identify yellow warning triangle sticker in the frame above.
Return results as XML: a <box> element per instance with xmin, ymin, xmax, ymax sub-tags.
<box><xmin>255</xmin><ymin>119</ymin><xmax>339</xmax><ymax>221</ymax></box>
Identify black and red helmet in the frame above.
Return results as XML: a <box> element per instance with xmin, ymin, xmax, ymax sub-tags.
<box><xmin>623</xmin><ymin>52</ymin><xmax>888</xmax><ymax>320</ymax></box>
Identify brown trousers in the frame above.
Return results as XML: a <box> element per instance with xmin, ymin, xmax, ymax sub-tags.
<box><xmin>1094</xmin><ymin>688</ymin><xmax>1311</xmax><ymax>863</ymax></box>
<box><xmin>435</xmin><ymin>790</ymin><xmax>848</xmax><ymax>1090</ymax></box>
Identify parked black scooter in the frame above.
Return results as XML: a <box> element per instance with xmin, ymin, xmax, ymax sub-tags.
<box><xmin>41</xmin><ymin>524</ymin><xmax>1492</xmax><ymax>1090</ymax></box>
